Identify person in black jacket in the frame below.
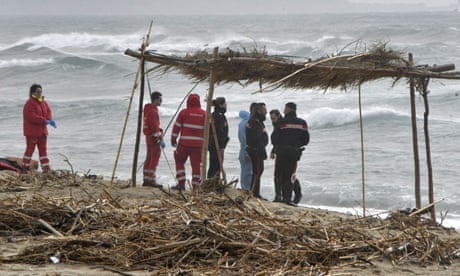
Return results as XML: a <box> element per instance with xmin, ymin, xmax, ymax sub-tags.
<box><xmin>269</xmin><ymin>109</ymin><xmax>283</xmax><ymax>202</ymax></box>
<box><xmin>272</xmin><ymin>102</ymin><xmax>309</xmax><ymax>205</ymax></box>
<box><xmin>207</xmin><ymin>97</ymin><xmax>229</xmax><ymax>178</ymax></box>
<box><xmin>246</xmin><ymin>102</ymin><xmax>268</xmax><ymax>199</ymax></box>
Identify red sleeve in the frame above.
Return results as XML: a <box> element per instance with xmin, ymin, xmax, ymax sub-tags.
<box><xmin>151</xmin><ymin>107</ymin><xmax>161</xmax><ymax>137</ymax></box>
<box><xmin>143</xmin><ymin>104</ymin><xmax>153</xmax><ymax>135</ymax></box>
<box><xmin>44</xmin><ymin>101</ymin><xmax>52</xmax><ymax>120</ymax></box>
<box><xmin>171</xmin><ymin>110</ymin><xmax>183</xmax><ymax>142</ymax></box>
<box><xmin>144</xmin><ymin>104</ymin><xmax>161</xmax><ymax>137</ymax></box>
<box><xmin>24</xmin><ymin>101</ymin><xmax>46</xmax><ymax>125</ymax></box>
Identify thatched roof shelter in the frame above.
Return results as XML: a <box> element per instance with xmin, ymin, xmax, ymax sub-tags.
<box><xmin>125</xmin><ymin>45</ymin><xmax>460</xmax><ymax>91</ymax></box>
<box><xmin>122</xmin><ymin>37</ymin><xmax>460</xmax><ymax>221</ymax></box>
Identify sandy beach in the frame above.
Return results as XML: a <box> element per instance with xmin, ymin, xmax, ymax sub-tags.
<box><xmin>1</xmin><ymin>169</ymin><xmax>460</xmax><ymax>276</ymax></box>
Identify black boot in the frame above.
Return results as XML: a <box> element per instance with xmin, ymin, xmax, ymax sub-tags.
<box><xmin>293</xmin><ymin>179</ymin><xmax>302</xmax><ymax>204</ymax></box>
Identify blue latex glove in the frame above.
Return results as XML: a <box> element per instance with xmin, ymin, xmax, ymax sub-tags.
<box><xmin>171</xmin><ymin>141</ymin><xmax>177</xmax><ymax>148</ymax></box>
<box><xmin>46</xmin><ymin>120</ymin><xmax>57</xmax><ymax>128</ymax></box>
<box><xmin>160</xmin><ymin>140</ymin><xmax>166</xmax><ymax>149</ymax></box>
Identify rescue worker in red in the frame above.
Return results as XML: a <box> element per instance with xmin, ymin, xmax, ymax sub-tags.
<box><xmin>246</xmin><ymin>102</ymin><xmax>268</xmax><ymax>199</ymax></box>
<box><xmin>271</xmin><ymin>102</ymin><xmax>309</xmax><ymax>205</ymax></box>
<box><xmin>22</xmin><ymin>84</ymin><xmax>56</xmax><ymax>171</ymax></box>
<box><xmin>207</xmin><ymin>97</ymin><xmax>229</xmax><ymax>178</ymax></box>
<box><xmin>171</xmin><ymin>93</ymin><xmax>206</xmax><ymax>190</ymax></box>
<box><xmin>142</xmin><ymin>91</ymin><xmax>164</xmax><ymax>188</ymax></box>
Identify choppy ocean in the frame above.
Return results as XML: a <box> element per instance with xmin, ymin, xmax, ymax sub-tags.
<box><xmin>1</xmin><ymin>13</ymin><xmax>459</xmax><ymax>227</ymax></box>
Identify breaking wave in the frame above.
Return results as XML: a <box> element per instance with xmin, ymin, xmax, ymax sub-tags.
<box><xmin>0</xmin><ymin>58</ymin><xmax>54</xmax><ymax>69</ymax></box>
<box><xmin>306</xmin><ymin>106</ymin><xmax>407</xmax><ymax>129</ymax></box>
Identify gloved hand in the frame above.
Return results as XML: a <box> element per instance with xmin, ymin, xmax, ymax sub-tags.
<box><xmin>160</xmin><ymin>140</ymin><xmax>166</xmax><ymax>149</ymax></box>
<box><xmin>46</xmin><ymin>120</ymin><xmax>57</xmax><ymax>128</ymax></box>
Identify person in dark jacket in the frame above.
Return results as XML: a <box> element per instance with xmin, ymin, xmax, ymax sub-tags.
<box><xmin>22</xmin><ymin>84</ymin><xmax>56</xmax><ymax>171</ymax></box>
<box><xmin>246</xmin><ymin>102</ymin><xmax>268</xmax><ymax>199</ymax></box>
<box><xmin>269</xmin><ymin>109</ymin><xmax>283</xmax><ymax>202</ymax></box>
<box><xmin>207</xmin><ymin>97</ymin><xmax>229</xmax><ymax>178</ymax></box>
<box><xmin>272</xmin><ymin>102</ymin><xmax>309</xmax><ymax>205</ymax></box>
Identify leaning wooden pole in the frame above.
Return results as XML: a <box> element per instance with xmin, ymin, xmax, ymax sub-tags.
<box><xmin>409</xmin><ymin>53</ymin><xmax>421</xmax><ymax>209</ymax></box>
<box><xmin>358</xmin><ymin>83</ymin><xmax>366</xmax><ymax>217</ymax></box>
<box><xmin>110</xmin><ymin>54</ymin><xmax>142</xmax><ymax>189</ymax></box>
<box><xmin>201</xmin><ymin>47</ymin><xmax>219</xmax><ymax>186</ymax></box>
<box><xmin>421</xmin><ymin>78</ymin><xmax>436</xmax><ymax>221</ymax></box>
<box><xmin>132</xmin><ymin>21</ymin><xmax>153</xmax><ymax>187</ymax></box>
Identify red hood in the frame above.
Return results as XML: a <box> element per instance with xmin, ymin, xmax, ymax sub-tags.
<box><xmin>187</xmin><ymin>94</ymin><xmax>201</xmax><ymax>108</ymax></box>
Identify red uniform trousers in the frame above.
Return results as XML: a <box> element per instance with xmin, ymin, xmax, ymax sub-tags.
<box><xmin>23</xmin><ymin>136</ymin><xmax>50</xmax><ymax>171</ymax></box>
<box><xmin>174</xmin><ymin>144</ymin><xmax>201</xmax><ymax>188</ymax></box>
<box><xmin>143</xmin><ymin>135</ymin><xmax>161</xmax><ymax>184</ymax></box>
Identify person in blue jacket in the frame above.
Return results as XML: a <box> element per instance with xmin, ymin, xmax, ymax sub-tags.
<box><xmin>238</xmin><ymin>107</ymin><xmax>253</xmax><ymax>191</ymax></box>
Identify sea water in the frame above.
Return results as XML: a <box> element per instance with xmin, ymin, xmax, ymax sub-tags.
<box><xmin>1</xmin><ymin>13</ymin><xmax>459</xmax><ymax>228</ymax></box>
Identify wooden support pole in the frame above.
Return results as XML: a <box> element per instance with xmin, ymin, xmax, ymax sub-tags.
<box><xmin>358</xmin><ymin>84</ymin><xmax>366</xmax><ymax>217</ymax></box>
<box><xmin>420</xmin><ymin>78</ymin><xmax>436</xmax><ymax>221</ymax></box>
<box><xmin>132</xmin><ymin>21</ymin><xmax>153</xmax><ymax>187</ymax></box>
<box><xmin>110</xmin><ymin>55</ymin><xmax>142</xmax><ymax>189</ymax></box>
<box><xmin>132</xmin><ymin>59</ymin><xmax>145</xmax><ymax>187</ymax></box>
<box><xmin>201</xmin><ymin>47</ymin><xmax>219</xmax><ymax>186</ymax></box>
<box><xmin>408</xmin><ymin>53</ymin><xmax>421</xmax><ymax>209</ymax></box>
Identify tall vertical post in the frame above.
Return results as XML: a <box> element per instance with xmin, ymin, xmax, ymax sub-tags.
<box><xmin>201</xmin><ymin>47</ymin><xmax>219</xmax><ymax>185</ymax></box>
<box><xmin>358</xmin><ymin>84</ymin><xmax>366</xmax><ymax>217</ymax></box>
<box><xmin>132</xmin><ymin>21</ymin><xmax>153</xmax><ymax>187</ymax></box>
<box><xmin>409</xmin><ymin>53</ymin><xmax>421</xmax><ymax>209</ymax></box>
<box><xmin>132</xmin><ymin>59</ymin><xmax>145</xmax><ymax>187</ymax></box>
<box><xmin>421</xmin><ymin>78</ymin><xmax>435</xmax><ymax>221</ymax></box>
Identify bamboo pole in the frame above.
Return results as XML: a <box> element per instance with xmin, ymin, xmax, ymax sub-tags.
<box><xmin>209</xmin><ymin>115</ymin><xmax>227</xmax><ymax>183</ymax></box>
<box><xmin>110</xmin><ymin>57</ymin><xmax>142</xmax><ymax>189</ymax></box>
<box><xmin>420</xmin><ymin>78</ymin><xmax>436</xmax><ymax>221</ymax></box>
<box><xmin>132</xmin><ymin>21</ymin><xmax>153</xmax><ymax>187</ymax></box>
<box><xmin>132</xmin><ymin>59</ymin><xmax>145</xmax><ymax>187</ymax></box>
<box><xmin>201</xmin><ymin>47</ymin><xmax>219</xmax><ymax>186</ymax></box>
<box><xmin>408</xmin><ymin>53</ymin><xmax>421</xmax><ymax>209</ymax></box>
<box><xmin>358</xmin><ymin>84</ymin><xmax>366</xmax><ymax>217</ymax></box>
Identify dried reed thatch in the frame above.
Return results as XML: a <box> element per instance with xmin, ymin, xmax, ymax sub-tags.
<box><xmin>1</xmin><ymin>172</ymin><xmax>460</xmax><ymax>275</ymax></box>
<box><xmin>125</xmin><ymin>44</ymin><xmax>460</xmax><ymax>92</ymax></box>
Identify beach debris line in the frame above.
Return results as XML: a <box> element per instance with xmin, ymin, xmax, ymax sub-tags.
<box><xmin>1</xmin><ymin>173</ymin><xmax>460</xmax><ymax>274</ymax></box>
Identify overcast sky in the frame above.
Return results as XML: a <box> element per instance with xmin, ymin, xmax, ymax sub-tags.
<box><xmin>1</xmin><ymin>0</ymin><xmax>457</xmax><ymax>15</ymax></box>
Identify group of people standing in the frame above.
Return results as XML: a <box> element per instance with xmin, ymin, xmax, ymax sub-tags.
<box><xmin>21</xmin><ymin>84</ymin><xmax>309</xmax><ymax>205</ymax></box>
<box><xmin>239</xmin><ymin>102</ymin><xmax>310</xmax><ymax>205</ymax></box>
<box><xmin>142</xmin><ymin>92</ymin><xmax>228</xmax><ymax>192</ymax></box>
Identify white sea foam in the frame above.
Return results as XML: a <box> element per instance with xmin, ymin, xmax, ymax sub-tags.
<box><xmin>0</xmin><ymin>58</ymin><xmax>54</xmax><ymax>68</ymax></box>
<box><xmin>305</xmin><ymin>106</ymin><xmax>406</xmax><ymax>129</ymax></box>
<box><xmin>10</xmin><ymin>32</ymin><xmax>143</xmax><ymax>53</ymax></box>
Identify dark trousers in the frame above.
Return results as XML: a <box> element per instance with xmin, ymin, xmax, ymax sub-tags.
<box><xmin>278</xmin><ymin>150</ymin><xmax>299</xmax><ymax>204</ymax></box>
<box><xmin>274</xmin><ymin>156</ymin><xmax>282</xmax><ymax>201</ymax></box>
<box><xmin>207</xmin><ymin>147</ymin><xmax>220</xmax><ymax>178</ymax></box>
<box><xmin>247</xmin><ymin>150</ymin><xmax>264</xmax><ymax>198</ymax></box>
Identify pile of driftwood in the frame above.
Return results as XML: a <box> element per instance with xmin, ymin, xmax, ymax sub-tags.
<box><xmin>1</xmin><ymin>173</ymin><xmax>460</xmax><ymax>275</ymax></box>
